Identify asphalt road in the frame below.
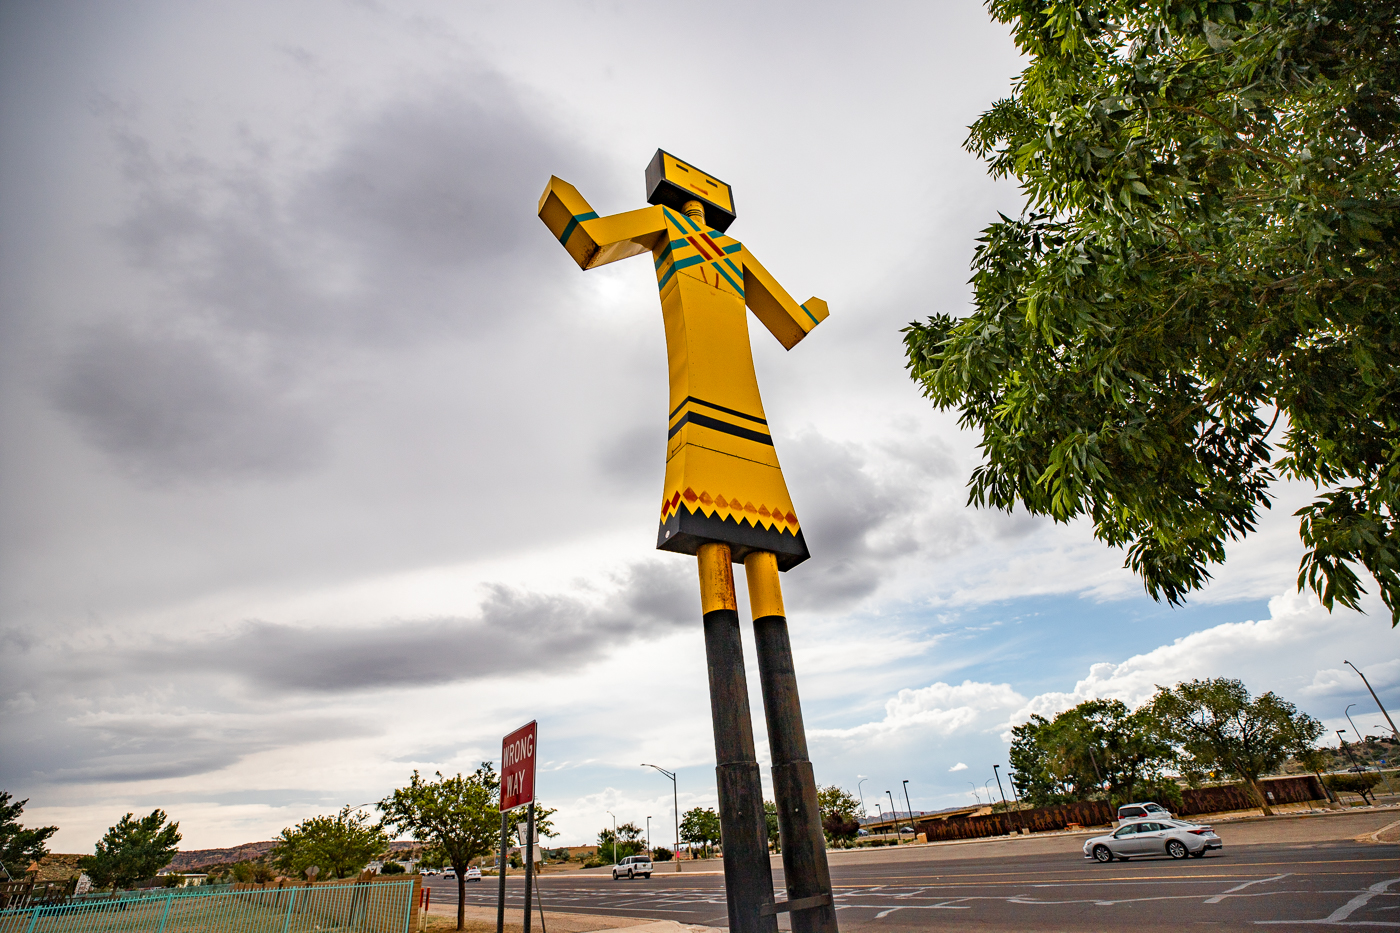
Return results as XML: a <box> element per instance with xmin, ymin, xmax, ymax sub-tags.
<box><xmin>425</xmin><ymin>809</ymin><xmax>1399</xmax><ymax>931</ymax></box>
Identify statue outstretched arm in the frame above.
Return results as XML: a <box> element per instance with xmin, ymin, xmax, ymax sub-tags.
<box><xmin>538</xmin><ymin>176</ymin><xmax>668</xmax><ymax>270</ymax></box>
<box><xmin>739</xmin><ymin>250</ymin><xmax>830</xmax><ymax>350</ymax></box>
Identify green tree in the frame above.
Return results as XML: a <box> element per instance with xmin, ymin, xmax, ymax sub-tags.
<box><xmin>904</xmin><ymin>0</ymin><xmax>1400</xmax><ymax>622</ymax></box>
<box><xmin>679</xmin><ymin>807</ymin><xmax>721</xmax><ymax>857</ymax></box>
<box><xmin>0</xmin><ymin>792</ymin><xmax>58</xmax><ymax>879</ymax></box>
<box><xmin>1147</xmin><ymin>678</ymin><xmax>1324</xmax><ymax>815</ymax></box>
<box><xmin>762</xmin><ymin>800</ymin><xmax>781</xmax><ymax>853</ymax></box>
<box><xmin>1009</xmin><ymin>699</ymin><xmax>1173</xmax><ymax>806</ymax></box>
<box><xmin>816</xmin><ymin>785</ymin><xmax>862</xmax><ymax>846</ymax></box>
<box><xmin>269</xmin><ymin>806</ymin><xmax>388</xmax><ymax>882</ymax></box>
<box><xmin>596</xmin><ymin>821</ymin><xmax>645</xmax><ymax>863</ymax></box>
<box><xmin>378</xmin><ymin>766</ymin><xmax>499</xmax><ymax>931</ymax></box>
<box><xmin>79</xmin><ymin>810</ymin><xmax>181</xmax><ymax>890</ymax></box>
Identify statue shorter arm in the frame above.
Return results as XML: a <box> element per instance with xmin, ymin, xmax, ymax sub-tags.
<box><xmin>740</xmin><ymin>250</ymin><xmax>830</xmax><ymax>350</ymax></box>
<box><xmin>538</xmin><ymin>176</ymin><xmax>668</xmax><ymax>270</ymax></box>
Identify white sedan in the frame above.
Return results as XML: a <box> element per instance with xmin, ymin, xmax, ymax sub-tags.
<box><xmin>1084</xmin><ymin>819</ymin><xmax>1223</xmax><ymax>862</ymax></box>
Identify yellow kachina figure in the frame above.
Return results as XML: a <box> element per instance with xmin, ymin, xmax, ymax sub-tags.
<box><xmin>539</xmin><ymin>151</ymin><xmax>840</xmax><ymax>933</ymax></box>
<box><xmin>538</xmin><ymin>150</ymin><xmax>828</xmax><ymax>570</ymax></box>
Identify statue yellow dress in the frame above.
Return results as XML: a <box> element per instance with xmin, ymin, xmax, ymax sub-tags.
<box><xmin>538</xmin><ymin>151</ymin><xmax>828</xmax><ymax>570</ymax></box>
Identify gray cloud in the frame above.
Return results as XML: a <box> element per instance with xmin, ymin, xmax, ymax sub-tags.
<box><xmin>52</xmin><ymin>323</ymin><xmax>324</xmax><ymax>481</ymax></box>
<box><xmin>51</xmin><ymin>77</ymin><xmax>605</xmax><ymax>482</ymax></box>
<box><xmin>0</xmin><ymin>559</ymin><xmax>693</xmax><ymax>786</ymax></box>
<box><xmin>783</xmin><ymin>430</ymin><xmax>964</xmax><ymax>607</ymax></box>
<box><xmin>158</xmin><ymin>562</ymin><xmax>692</xmax><ymax>693</ymax></box>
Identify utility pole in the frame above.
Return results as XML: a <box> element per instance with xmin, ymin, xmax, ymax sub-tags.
<box><xmin>1345</xmin><ymin>661</ymin><xmax>1399</xmax><ymax>738</ymax></box>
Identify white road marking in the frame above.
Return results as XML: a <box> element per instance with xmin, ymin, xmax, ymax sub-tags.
<box><xmin>1207</xmin><ymin>873</ymin><xmax>1291</xmax><ymax>903</ymax></box>
<box><xmin>1253</xmin><ymin>876</ymin><xmax>1400</xmax><ymax>926</ymax></box>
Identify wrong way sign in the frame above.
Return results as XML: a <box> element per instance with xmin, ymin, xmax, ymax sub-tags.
<box><xmin>500</xmin><ymin>720</ymin><xmax>537</xmax><ymax>811</ymax></box>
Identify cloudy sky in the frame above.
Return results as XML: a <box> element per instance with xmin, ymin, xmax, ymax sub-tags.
<box><xmin>2</xmin><ymin>0</ymin><xmax>1396</xmax><ymax>853</ymax></box>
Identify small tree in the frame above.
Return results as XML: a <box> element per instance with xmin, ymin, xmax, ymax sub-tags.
<box><xmin>596</xmin><ymin>822</ymin><xmax>645</xmax><ymax>863</ymax></box>
<box><xmin>79</xmin><ymin>810</ymin><xmax>181</xmax><ymax>890</ymax></box>
<box><xmin>762</xmin><ymin>801</ymin><xmax>781</xmax><ymax>853</ymax></box>
<box><xmin>679</xmin><ymin>807</ymin><xmax>721</xmax><ymax>858</ymax></box>
<box><xmin>378</xmin><ymin>766</ymin><xmax>500</xmax><ymax>932</ymax></box>
<box><xmin>270</xmin><ymin>806</ymin><xmax>388</xmax><ymax>881</ymax></box>
<box><xmin>1148</xmin><ymin>678</ymin><xmax>1323</xmax><ymax>815</ymax></box>
<box><xmin>816</xmin><ymin>786</ymin><xmax>862</xmax><ymax>847</ymax></box>
<box><xmin>0</xmin><ymin>792</ymin><xmax>58</xmax><ymax>879</ymax></box>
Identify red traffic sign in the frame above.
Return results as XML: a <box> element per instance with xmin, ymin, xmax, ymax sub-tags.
<box><xmin>500</xmin><ymin>720</ymin><xmax>537</xmax><ymax>811</ymax></box>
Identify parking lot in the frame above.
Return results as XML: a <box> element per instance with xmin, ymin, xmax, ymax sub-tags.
<box><xmin>424</xmin><ymin>808</ymin><xmax>1399</xmax><ymax>931</ymax></box>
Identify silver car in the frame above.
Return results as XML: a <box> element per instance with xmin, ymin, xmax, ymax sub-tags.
<box><xmin>1084</xmin><ymin>819</ymin><xmax>1223</xmax><ymax>862</ymax></box>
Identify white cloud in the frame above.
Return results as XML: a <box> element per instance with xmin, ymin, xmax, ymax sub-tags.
<box><xmin>948</xmin><ymin>762</ymin><xmax>968</xmax><ymax>772</ymax></box>
<box><xmin>811</xmin><ymin>680</ymin><xmax>1026</xmax><ymax>741</ymax></box>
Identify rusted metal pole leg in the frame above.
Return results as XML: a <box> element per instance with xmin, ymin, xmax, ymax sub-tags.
<box><xmin>746</xmin><ymin>551</ymin><xmax>839</xmax><ymax>933</ymax></box>
<box><xmin>698</xmin><ymin>543</ymin><xmax>778</xmax><ymax>933</ymax></box>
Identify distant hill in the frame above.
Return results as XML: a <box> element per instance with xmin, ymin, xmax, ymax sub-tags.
<box><xmin>166</xmin><ymin>840</ymin><xmax>423</xmax><ymax>873</ymax></box>
<box><xmin>166</xmin><ymin>842</ymin><xmax>278</xmax><ymax>872</ymax></box>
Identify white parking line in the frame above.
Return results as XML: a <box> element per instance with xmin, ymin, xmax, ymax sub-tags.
<box><xmin>1253</xmin><ymin>877</ymin><xmax>1400</xmax><ymax>926</ymax></box>
<box><xmin>1206</xmin><ymin>873</ymin><xmax>1291</xmax><ymax>903</ymax></box>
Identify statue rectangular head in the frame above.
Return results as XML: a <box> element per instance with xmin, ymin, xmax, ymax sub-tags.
<box><xmin>645</xmin><ymin>149</ymin><xmax>737</xmax><ymax>232</ymax></box>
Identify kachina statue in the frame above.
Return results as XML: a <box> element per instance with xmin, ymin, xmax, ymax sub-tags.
<box><xmin>538</xmin><ymin>150</ymin><xmax>837</xmax><ymax>933</ymax></box>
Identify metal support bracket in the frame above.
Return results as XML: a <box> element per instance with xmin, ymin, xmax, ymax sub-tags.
<box><xmin>761</xmin><ymin>894</ymin><xmax>832</xmax><ymax>916</ymax></box>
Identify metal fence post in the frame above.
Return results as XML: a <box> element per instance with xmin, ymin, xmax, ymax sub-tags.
<box><xmin>281</xmin><ymin>885</ymin><xmax>299</xmax><ymax>933</ymax></box>
<box><xmin>155</xmin><ymin>891</ymin><xmax>174</xmax><ymax>933</ymax></box>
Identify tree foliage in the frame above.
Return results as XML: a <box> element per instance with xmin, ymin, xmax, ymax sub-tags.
<box><xmin>378</xmin><ymin>766</ymin><xmax>500</xmax><ymax>931</ymax></box>
<box><xmin>905</xmin><ymin>0</ymin><xmax>1400</xmax><ymax>621</ymax></box>
<box><xmin>0</xmin><ymin>792</ymin><xmax>58</xmax><ymax>879</ymax></box>
<box><xmin>269</xmin><ymin>806</ymin><xmax>388</xmax><ymax>882</ymax></box>
<box><xmin>596</xmin><ymin>821</ymin><xmax>645</xmax><ymax>863</ymax></box>
<box><xmin>815</xmin><ymin>785</ymin><xmax>863</xmax><ymax>846</ymax></box>
<box><xmin>79</xmin><ymin>810</ymin><xmax>181</xmax><ymax>891</ymax></box>
<box><xmin>679</xmin><ymin>807</ymin><xmax>721</xmax><ymax>856</ymax></box>
<box><xmin>1009</xmin><ymin>699</ymin><xmax>1174</xmax><ymax>806</ymax></box>
<box><xmin>1148</xmin><ymin>677</ymin><xmax>1324</xmax><ymax>814</ymax></box>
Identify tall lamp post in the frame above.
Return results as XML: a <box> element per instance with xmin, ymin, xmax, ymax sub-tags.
<box><xmin>642</xmin><ymin>764</ymin><xmax>680</xmax><ymax>870</ymax></box>
<box><xmin>857</xmin><ymin>778</ymin><xmax>869</xmax><ymax>818</ymax></box>
<box><xmin>901</xmin><ymin>781</ymin><xmax>915</xmax><ymax>840</ymax></box>
<box><xmin>1345</xmin><ymin>661</ymin><xmax>1399</xmax><ymax>738</ymax></box>
<box><xmin>647</xmin><ymin>816</ymin><xmax>652</xmax><ymax>858</ymax></box>
<box><xmin>1336</xmin><ymin>731</ymin><xmax>1363</xmax><ymax>771</ymax></box>
<box><xmin>886</xmin><ymin>791</ymin><xmax>898</xmax><ymax>843</ymax></box>
<box><xmin>607</xmin><ymin>811</ymin><xmax>617</xmax><ymax>867</ymax></box>
<box><xmin>992</xmin><ymin>764</ymin><xmax>1020</xmax><ymax>833</ymax></box>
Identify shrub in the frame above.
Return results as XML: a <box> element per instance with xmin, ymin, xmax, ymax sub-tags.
<box><xmin>380</xmin><ymin>860</ymin><xmax>405</xmax><ymax>875</ymax></box>
<box><xmin>651</xmin><ymin>847</ymin><xmax>673</xmax><ymax>862</ymax></box>
<box><xmin>1324</xmin><ymin>772</ymin><xmax>1383</xmax><ymax>802</ymax></box>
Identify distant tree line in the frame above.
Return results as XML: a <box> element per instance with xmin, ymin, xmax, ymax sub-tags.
<box><xmin>1010</xmin><ymin>678</ymin><xmax>1326</xmax><ymax>815</ymax></box>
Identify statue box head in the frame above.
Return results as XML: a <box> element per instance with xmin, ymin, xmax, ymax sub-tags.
<box><xmin>645</xmin><ymin>149</ymin><xmax>736</xmax><ymax>232</ymax></box>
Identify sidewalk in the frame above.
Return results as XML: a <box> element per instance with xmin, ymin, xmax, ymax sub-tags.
<box><xmin>424</xmin><ymin>900</ymin><xmax>720</xmax><ymax>933</ymax></box>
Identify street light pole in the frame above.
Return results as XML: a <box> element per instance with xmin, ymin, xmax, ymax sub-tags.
<box><xmin>607</xmin><ymin>811</ymin><xmax>617</xmax><ymax>866</ymax></box>
<box><xmin>642</xmin><ymin>764</ymin><xmax>680</xmax><ymax>871</ymax></box>
<box><xmin>1345</xmin><ymin>661</ymin><xmax>1399</xmax><ymax>738</ymax></box>
<box><xmin>856</xmin><ymin>778</ymin><xmax>869</xmax><ymax>818</ymax></box>
<box><xmin>993</xmin><ymin>764</ymin><xmax>1020</xmax><ymax>833</ymax></box>
<box><xmin>1336</xmin><ymin>731</ymin><xmax>1363</xmax><ymax>771</ymax></box>
<box><xmin>901</xmin><ymin>781</ymin><xmax>915</xmax><ymax>840</ymax></box>
<box><xmin>647</xmin><ymin>816</ymin><xmax>652</xmax><ymax>859</ymax></box>
<box><xmin>886</xmin><ymin>791</ymin><xmax>898</xmax><ymax>844</ymax></box>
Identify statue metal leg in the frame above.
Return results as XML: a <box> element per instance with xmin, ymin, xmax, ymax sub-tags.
<box><xmin>698</xmin><ymin>543</ymin><xmax>778</xmax><ymax>933</ymax></box>
<box><xmin>746</xmin><ymin>551</ymin><xmax>839</xmax><ymax>933</ymax></box>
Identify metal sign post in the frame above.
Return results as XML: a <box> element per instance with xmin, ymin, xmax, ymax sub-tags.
<box><xmin>498</xmin><ymin>721</ymin><xmax>538</xmax><ymax>933</ymax></box>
